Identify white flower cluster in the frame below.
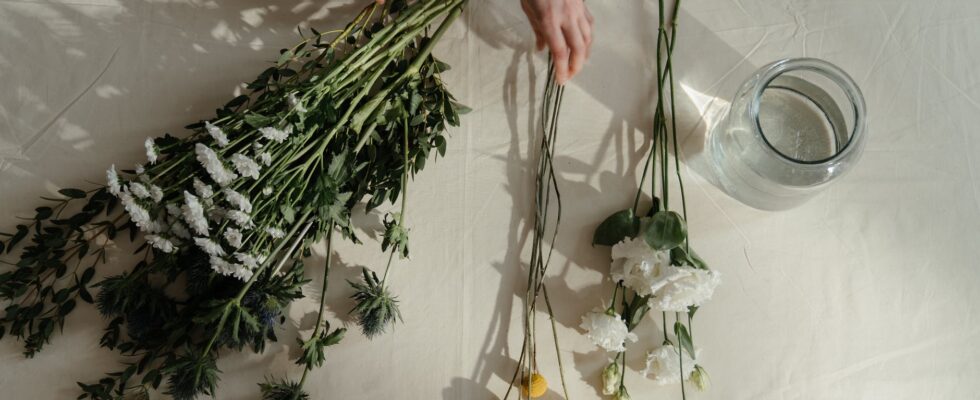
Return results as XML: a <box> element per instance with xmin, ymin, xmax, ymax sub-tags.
<box><xmin>643</xmin><ymin>344</ymin><xmax>698</xmax><ymax>385</ymax></box>
<box><xmin>104</xmin><ymin>120</ymin><xmax>299</xmax><ymax>282</ymax></box>
<box><xmin>610</xmin><ymin>238</ymin><xmax>721</xmax><ymax>312</ymax></box>
<box><xmin>580</xmin><ymin>307</ymin><xmax>637</xmax><ymax>353</ymax></box>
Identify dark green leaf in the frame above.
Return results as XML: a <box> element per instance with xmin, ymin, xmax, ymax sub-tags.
<box><xmin>593</xmin><ymin>209</ymin><xmax>640</xmax><ymax>246</ymax></box>
<box><xmin>641</xmin><ymin>211</ymin><xmax>687</xmax><ymax>250</ymax></box>
<box><xmin>8</xmin><ymin>224</ymin><xmax>28</xmax><ymax>252</ymax></box>
<box><xmin>59</xmin><ymin>188</ymin><xmax>87</xmax><ymax>199</ymax></box>
<box><xmin>35</xmin><ymin>207</ymin><xmax>53</xmax><ymax>220</ymax></box>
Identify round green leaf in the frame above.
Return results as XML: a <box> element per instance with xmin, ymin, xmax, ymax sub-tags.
<box><xmin>642</xmin><ymin>211</ymin><xmax>687</xmax><ymax>250</ymax></box>
<box><xmin>593</xmin><ymin>209</ymin><xmax>640</xmax><ymax>246</ymax></box>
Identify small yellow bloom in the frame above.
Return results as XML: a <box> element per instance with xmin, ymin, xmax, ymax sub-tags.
<box><xmin>521</xmin><ymin>373</ymin><xmax>548</xmax><ymax>398</ymax></box>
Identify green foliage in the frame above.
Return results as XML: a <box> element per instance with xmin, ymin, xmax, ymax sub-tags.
<box><xmin>259</xmin><ymin>378</ymin><xmax>309</xmax><ymax>400</ymax></box>
<box><xmin>348</xmin><ymin>268</ymin><xmax>402</xmax><ymax>339</ymax></box>
<box><xmin>640</xmin><ymin>211</ymin><xmax>687</xmax><ymax>250</ymax></box>
<box><xmin>297</xmin><ymin>323</ymin><xmax>346</xmax><ymax>368</ymax></box>
<box><xmin>593</xmin><ymin>209</ymin><xmax>640</xmax><ymax>246</ymax></box>
<box><xmin>381</xmin><ymin>213</ymin><xmax>410</xmax><ymax>258</ymax></box>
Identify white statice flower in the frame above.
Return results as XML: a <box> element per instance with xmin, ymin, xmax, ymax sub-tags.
<box><xmin>181</xmin><ymin>191</ymin><xmax>210</xmax><ymax>236</ymax></box>
<box><xmin>647</xmin><ymin>267</ymin><xmax>721</xmax><ymax>312</ymax></box>
<box><xmin>222</xmin><ymin>188</ymin><xmax>253</xmax><ymax>213</ymax></box>
<box><xmin>610</xmin><ymin>237</ymin><xmax>672</xmax><ymax>297</ymax></box>
<box><xmin>258</xmin><ymin>125</ymin><xmax>292</xmax><ymax>143</ymax></box>
<box><xmin>106</xmin><ymin>165</ymin><xmax>122</xmax><ymax>196</ymax></box>
<box><xmin>258</xmin><ymin>151</ymin><xmax>272</xmax><ymax>166</ymax></box>
<box><xmin>226</xmin><ymin>210</ymin><xmax>253</xmax><ymax>228</ymax></box>
<box><xmin>224</xmin><ymin>228</ymin><xmax>243</xmax><ymax>248</ymax></box>
<box><xmin>230</xmin><ymin>153</ymin><xmax>261</xmax><ymax>180</ymax></box>
<box><xmin>287</xmin><ymin>92</ymin><xmax>307</xmax><ymax>114</ymax></box>
<box><xmin>166</xmin><ymin>203</ymin><xmax>182</xmax><ymax>217</ymax></box>
<box><xmin>208</xmin><ymin>206</ymin><xmax>227</xmax><ymax>223</ymax></box>
<box><xmin>144</xmin><ymin>138</ymin><xmax>159</xmax><ymax>164</ymax></box>
<box><xmin>643</xmin><ymin>345</ymin><xmax>697</xmax><ymax>385</ymax></box>
<box><xmin>205</xmin><ymin>121</ymin><xmax>229</xmax><ymax>147</ymax></box>
<box><xmin>265</xmin><ymin>226</ymin><xmax>286</xmax><ymax>239</ymax></box>
<box><xmin>192</xmin><ymin>178</ymin><xmax>214</xmax><ymax>198</ymax></box>
<box><xmin>120</xmin><ymin>191</ymin><xmax>159</xmax><ymax>233</ymax></box>
<box><xmin>170</xmin><ymin>220</ymin><xmax>191</xmax><ymax>239</ymax></box>
<box><xmin>210</xmin><ymin>256</ymin><xmax>252</xmax><ymax>281</ymax></box>
<box><xmin>580</xmin><ymin>307</ymin><xmax>636</xmax><ymax>353</ymax></box>
<box><xmin>145</xmin><ymin>234</ymin><xmax>176</xmax><ymax>253</ymax></box>
<box><xmin>262</xmin><ymin>187</ymin><xmax>274</xmax><ymax>196</ymax></box>
<box><xmin>194</xmin><ymin>237</ymin><xmax>226</xmax><ymax>257</ymax></box>
<box><xmin>149</xmin><ymin>184</ymin><xmax>164</xmax><ymax>203</ymax></box>
<box><xmin>234</xmin><ymin>252</ymin><xmax>263</xmax><ymax>270</ymax></box>
<box><xmin>129</xmin><ymin>182</ymin><xmax>151</xmax><ymax>200</ymax></box>
<box><xmin>194</xmin><ymin>143</ymin><xmax>238</xmax><ymax>186</ymax></box>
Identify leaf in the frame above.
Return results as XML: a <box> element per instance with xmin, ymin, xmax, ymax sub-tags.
<box><xmin>59</xmin><ymin>299</ymin><xmax>77</xmax><ymax>316</ymax></box>
<box><xmin>641</xmin><ymin>211</ymin><xmax>687</xmax><ymax>250</ymax></box>
<box><xmin>674</xmin><ymin>322</ymin><xmax>695</xmax><ymax>359</ymax></box>
<box><xmin>81</xmin><ymin>267</ymin><xmax>96</xmax><ymax>284</ymax></box>
<box><xmin>244</xmin><ymin>113</ymin><xmax>275</xmax><ymax>128</ymax></box>
<box><xmin>280</xmin><ymin>206</ymin><xmax>295</xmax><ymax>224</ymax></box>
<box><xmin>8</xmin><ymin>224</ymin><xmax>28</xmax><ymax>252</ymax></box>
<box><xmin>592</xmin><ymin>209</ymin><xmax>640</xmax><ymax>246</ymax></box>
<box><xmin>35</xmin><ymin>207</ymin><xmax>53</xmax><ymax>220</ymax></box>
<box><xmin>78</xmin><ymin>287</ymin><xmax>94</xmax><ymax>304</ymax></box>
<box><xmin>277</xmin><ymin>50</ymin><xmax>294</xmax><ymax>66</ymax></box>
<box><xmin>59</xmin><ymin>188</ymin><xmax>87</xmax><ymax>199</ymax></box>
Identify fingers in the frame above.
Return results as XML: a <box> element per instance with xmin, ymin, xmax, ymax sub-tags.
<box><xmin>376</xmin><ymin>0</ymin><xmax>385</xmax><ymax>4</ymax></box>
<box><xmin>521</xmin><ymin>0</ymin><xmax>547</xmax><ymax>51</ymax></box>
<box><xmin>578</xmin><ymin>15</ymin><xmax>592</xmax><ymax>58</ymax></box>
<box><xmin>561</xmin><ymin>23</ymin><xmax>586</xmax><ymax>84</ymax></box>
<box><xmin>545</xmin><ymin>21</ymin><xmax>570</xmax><ymax>85</ymax></box>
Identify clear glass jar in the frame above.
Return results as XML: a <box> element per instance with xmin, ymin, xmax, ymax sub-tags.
<box><xmin>708</xmin><ymin>58</ymin><xmax>868</xmax><ymax>210</ymax></box>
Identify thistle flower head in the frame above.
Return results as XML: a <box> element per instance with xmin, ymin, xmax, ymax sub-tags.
<box><xmin>259</xmin><ymin>379</ymin><xmax>308</xmax><ymax>400</ymax></box>
<box><xmin>348</xmin><ymin>268</ymin><xmax>401</xmax><ymax>339</ymax></box>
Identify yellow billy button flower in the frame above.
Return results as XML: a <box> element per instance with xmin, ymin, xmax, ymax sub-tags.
<box><xmin>521</xmin><ymin>373</ymin><xmax>548</xmax><ymax>398</ymax></box>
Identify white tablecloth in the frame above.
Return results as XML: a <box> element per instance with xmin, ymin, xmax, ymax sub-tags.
<box><xmin>2</xmin><ymin>0</ymin><xmax>978</xmax><ymax>399</ymax></box>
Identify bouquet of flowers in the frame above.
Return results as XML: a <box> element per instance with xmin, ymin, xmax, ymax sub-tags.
<box><xmin>0</xmin><ymin>1</ymin><xmax>467</xmax><ymax>399</ymax></box>
<box><xmin>581</xmin><ymin>0</ymin><xmax>721</xmax><ymax>398</ymax></box>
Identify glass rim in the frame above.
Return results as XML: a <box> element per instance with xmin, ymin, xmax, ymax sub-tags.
<box><xmin>748</xmin><ymin>58</ymin><xmax>867</xmax><ymax>166</ymax></box>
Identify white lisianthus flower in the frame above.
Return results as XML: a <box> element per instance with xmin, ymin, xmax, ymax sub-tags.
<box><xmin>135</xmin><ymin>163</ymin><xmax>146</xmax><ymax>175</ymax></box>
<box><xmin>106</xmin><ymin>165</ymin><xmax>122</xmax><ymax>196</ymax></box>
<box><xmin>205</xmin><ymin>121</ymin><xmax>229</xmax><ymax>147</ymax></box>
<box><xmin>580</xmin><ymin>308</ymin><xmax>636</xmax><ymax>352</ymax></box>
<box><xmin>224</xmin><ymin>228</ymin><xmax>243</xmax><ymax>248</ymax></box>
<box><xmin>181</xmin><ymin>191</ymin><xmax>210</xmax><ymax>236</ymax></box>
<box><xmin>610</xmin><ymin>237</ymin><xmax>673</xmax><ymax>296</ymax></box>
<box><xmin>194</xmin><ymin>237</ymin><xmax>226</xmax><ymax>257</ymax></box>
<box><xmin>166</xmin><ymin>203</ymin><xmax>181</xmax><ymax>217</ymax></box>
<box><xmin>145</xmin><ymin>234</ymin><xmax>176</xmax><ymax>253</ymax></box>
<box><xmin>129</xmin><ymin>182</ymin><xmax>151</xmax><ymax>200</ymax></box>
<box><xmin>192</xmin><ymin>178</ymin><xmax>214</xmax><ymax>198</ymax></box>
<box><xmin>226</xmin><ymin>210</ymin><xmax>253</xmax><ymax>228</ymax></box>
<box><xmin>643</xmin><ymin>345</ymin><xmax>697</xmax><ymax>385</ymax></box>
<box><xmin>144</xmin><ymin>138</ymin><xmax>159</xmax><ymax>164</ymax></box>
<box><xmin>287</xmin><ymin>92</ymin><xmax>307</xmax><ymax>114</ymax></box>
<box><xmin>647</xmin><ymin>267</ymin><xmax>721</xmax><ymax>312</ymax></box>
<box><xmin>610</xmin><ymin>238</ymin><xmax>721</xmax><ymax>312</ymax></box>
<box><xmin>194</xmin><ymin>143</ymin><xmax>238</xmax><ymax>186</ymax></box>
<box><xmin>149</xmin><ymin>184</ymin><xmax>164</xmax><ymax>203</ymax></box>
<box><xmin>230</xmin><ymin>153</ymin><xmax>261</xmax><ymax>180</ymax></box>
<box><xmin>259</xmin><ymin>125</ymin><xmax>292</xmax><ymax>143</ymax></box>
<box><xmin>222</xmin><ymin>188</ymin><xmax>253</xmax><ymax>213</ymax></box>
<box><xmin>265</xmin><ymin>227</ymin><xmax>286</xmax><ymax>239</ymax></box>
<box><xmin>258</xmin><ymin>152</ymin><xmax>273</xmax><ymax>166</ymax></box>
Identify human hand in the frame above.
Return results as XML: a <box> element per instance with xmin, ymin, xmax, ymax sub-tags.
<box><xmin>520</xmin><ymin>0</ymin><xmax>594</xmax><ymax>85</ymax></box>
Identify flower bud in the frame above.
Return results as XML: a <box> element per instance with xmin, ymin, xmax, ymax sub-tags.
<box><xmin>689</xmin><ymin>364</ymin><xmax>710</xmax><ymax>391</ymax></box>
<box><xmin>601</xmin><ymin>361</ymin><xmax>621</xmax><ymax>395</ymax></box>
<box><xmin>614</xmin><ymin>385</ymin><xmax>632</xmax><ymax>400</ymax></box>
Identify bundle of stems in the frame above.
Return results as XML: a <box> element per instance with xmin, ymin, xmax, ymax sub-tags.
<box><xmin>0</xmin><ymin>1</ymin><xmax>468</xmax><ymax>399</ymax></box>
<box><xmin>590</xmin><ymin>0</ymin><xmax>718</xmax><ymax>397</ymax></box>
<box><xmin>503</xmin><ymin>61</ymin><xmax>571</xmax><ymax>400</ymax></box>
